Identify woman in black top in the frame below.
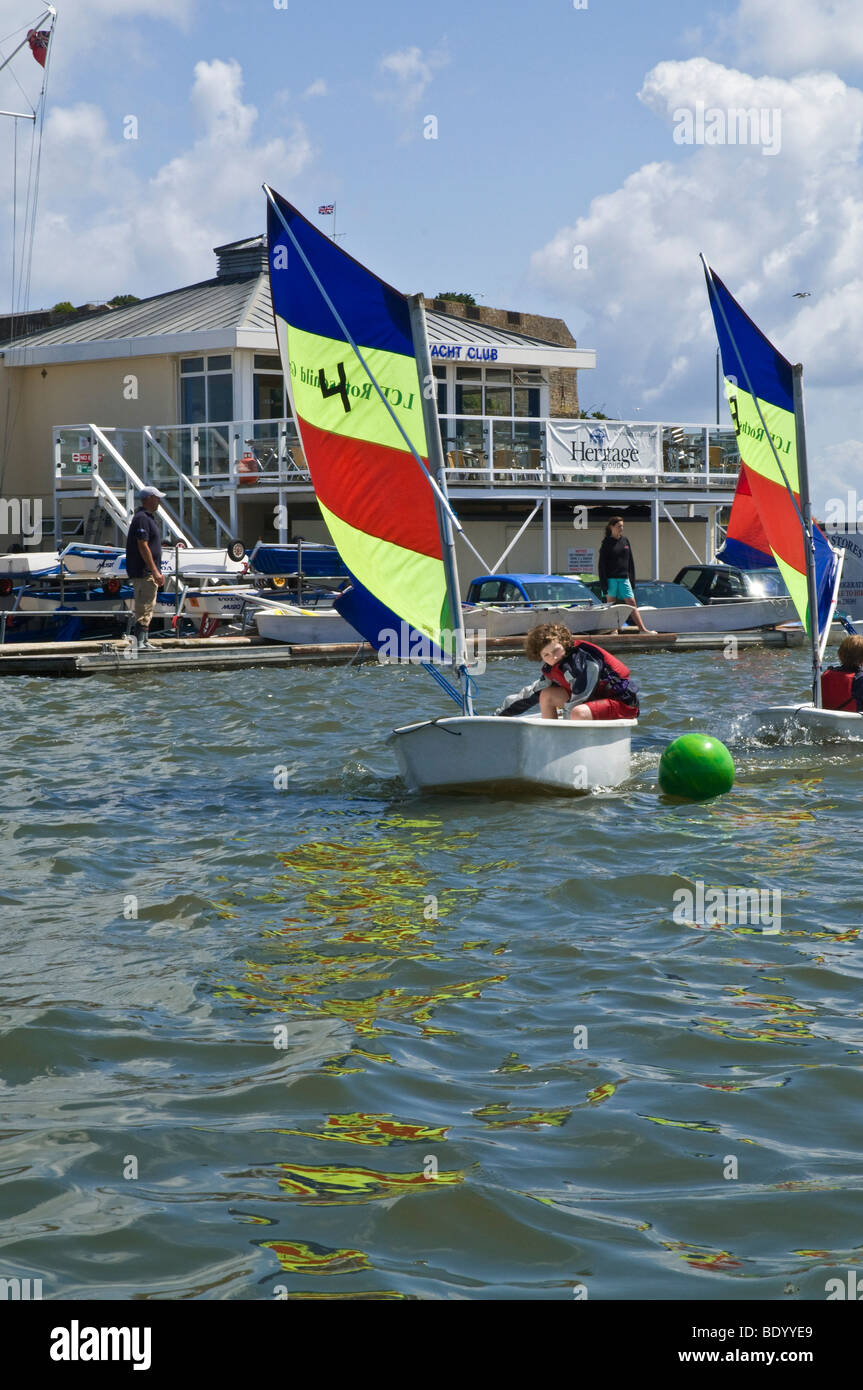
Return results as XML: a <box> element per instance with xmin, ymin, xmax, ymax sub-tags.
<box><xmin>597</xmin><ymin>517</ymin><xmax>655</xmax><ymax>634</ymax></box>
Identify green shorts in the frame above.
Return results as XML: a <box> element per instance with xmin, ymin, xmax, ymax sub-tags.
<box><xmin>605</xmin><ymin>576</ymin><xmax>634</xmax><ymax>601</ymax></box>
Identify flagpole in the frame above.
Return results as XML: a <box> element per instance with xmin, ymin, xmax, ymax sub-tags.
<box><xmin>792</xmin><ymin>363</ymin><xmax>822</xmax><ymax>707</ymax></box>
<box><xmin>0</xmin><ymin>8</ymin><xmax>55</xmax><ymax>81</ymax></box>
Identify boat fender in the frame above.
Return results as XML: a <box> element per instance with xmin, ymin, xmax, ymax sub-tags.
<box><xmin>103</xmin><ymin>577</ymin><xmax>122</xmax><ymax>596</ymax></box>
<box><xmin>0</xmin><ymin>576</ymin><xmax>13</xmax><ymax>596</ymax></box>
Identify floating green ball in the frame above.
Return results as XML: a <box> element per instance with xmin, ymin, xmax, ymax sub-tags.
<box><xmin>658</xmin><ymin>733</ymin><xmax>735</xmax><ymax>801</ymax></box>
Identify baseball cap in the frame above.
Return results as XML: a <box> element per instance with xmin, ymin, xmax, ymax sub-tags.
<box><xmin>140</xmin><ymin>485</ymin><xmax>167</xmax><ymax>499</ymax></box>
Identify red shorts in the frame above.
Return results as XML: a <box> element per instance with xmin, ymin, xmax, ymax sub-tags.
<box><xmin>585</xmin><ymin>697</ymin><xmax>637</xmax><ymax>721</ymax></box>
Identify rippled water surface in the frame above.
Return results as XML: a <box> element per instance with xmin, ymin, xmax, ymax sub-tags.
<box><xmin>2</xmin><ymin>645</ymin><xmax>862</xmax><ymax>1300</ymax></box>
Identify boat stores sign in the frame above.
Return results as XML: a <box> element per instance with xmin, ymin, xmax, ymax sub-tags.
<box><xmin>547</xmin><ymin>421</ymin><xmax>660</xmax><ymax>475</ymax></box>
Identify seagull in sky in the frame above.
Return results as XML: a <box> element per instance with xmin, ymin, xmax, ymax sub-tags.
<box><xmin>792</xmin><ymin>291</ymin><xmax>812</xmax><ymax>298</ymax></box>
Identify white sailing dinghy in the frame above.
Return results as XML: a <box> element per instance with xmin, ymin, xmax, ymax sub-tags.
<box><xmin>265</xmin><ymin>187</ymin><xmax>635</xmax><ymax>791</ymax></box>
<box><xmin>703</xmin><ymin>259</ymin><xmax>860</xmax><ymax>743</ymax></box>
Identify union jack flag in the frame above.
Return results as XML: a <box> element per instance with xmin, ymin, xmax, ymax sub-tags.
<box><xmin>317</xmin><ymin>204</ymin><xmax>334</xmax><ymax>216</ymax></box>
<box><xmin>27</xmin><ymin>28</ymin><xmax>50</xmax><ymax>68</ymax></box>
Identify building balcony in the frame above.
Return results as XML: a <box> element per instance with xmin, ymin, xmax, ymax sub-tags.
<box><xmin>53</xmin><ymin>414</ymin><xmax>742</xmax><ymax>502</ymax></box>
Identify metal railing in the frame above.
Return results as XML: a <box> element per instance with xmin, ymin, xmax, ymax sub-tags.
<box><xmin>54</xmin><ymin>415</ymin><xmax>741</xmax><ymax>500</ymax></box>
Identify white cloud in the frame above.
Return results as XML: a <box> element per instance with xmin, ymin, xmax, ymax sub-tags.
<box><xmin>813</xmin><ymin>438</ymin><xmax>863</xmax><ymax>514</ymax></box>
<box><xmin>736</xmin><ymin>0</ymin><xmax>863</xmax><ymax>74</ymax></box>
<box><xmin>0</xmin><ymin>0</ymin><xmax>193</xmax><ymax>72</ymax></box>
<box><xmin>376</xmin><ymin>44</ymin><xmax>448</xmax><ymax>128</ymax></box>
<box><xmin>21</xmin><ymin>58</ymin><xmax>313</xmax><ymax>301</ymax></box>
<box><xmin>528</xmin><ymin>58</ymin><xmax>863</xmax><ymax>493</ymax></box>
<box><xmin>302</xmin><ymin>78</ymin><xmax>328</xmax><ymax>99</ymax></box>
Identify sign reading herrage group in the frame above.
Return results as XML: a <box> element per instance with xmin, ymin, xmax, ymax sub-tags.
<box><xmin>547</xmin><ymin>421</ymin><xmax>660</xmax><ymax>475</ymax></box>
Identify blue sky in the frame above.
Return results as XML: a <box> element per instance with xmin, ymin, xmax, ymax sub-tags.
<box><xmin>2</xmin><ymin>0</ymin><xmax>863</xmax><ymax>505</ymax></box>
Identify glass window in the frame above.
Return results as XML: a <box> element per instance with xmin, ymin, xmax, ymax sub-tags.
<box><xmin>181</xmin><ymin>374</ymin><xmax>206</xmax><ymax>425</ymax></box>
<box><xmin>433</xmin><ymin>365</ymin><xmax>446</xmax><ymax>379</ymax></box>
<box><xmin>498</xmin><ymin>582</ymin><xmax>523</xmax><ymax>604</ymax></box>
<box><xmin>180</xmin><ymin>357</ymin><xmax>204</xmax><ymax>374</ymax></box>
<box><xmin>745</xmin><ymin>569</ymin><xmax>789</xmax><ymax>598</ymax></box>
<box><xmin>485</xmin><ymin>386</ymin><xmax>512</xmax><ymax>417</ymax></box>
<box><xmin>437</xmin><ymin>381</ymin><xmax>447</xmax><ymax>415</ymax></box>
<box><xmin>676</xmin><ymin>569</ymin><xmax>700</xmax><ymax>591</ymax></box>
<box><xmin>456</xmin><ymin>385</ymin><xmax>483</xmax><ymax>415</ymax></box>
<box><xmin>473</xmin><ymin>581</ymin><xmax>503</xmax><ymax>602</ymax></box>
<box><xmin>255</xmin><ymin>373</ymin><xmax>285</xmax><ymax>420</ymax></box>
<box><xmin>709</xmin><ymin>571</ymin><xmax>744</xmax><ymax>598</ymax></box>
<box><xmin>514</xmin><ymin>387</ymin><xmax>540</xmax><ymax>417</ymax></box>
<box><xmin>485</xmin><ymin>369</ymin><xmax>512</xmax><ymax>383</ymax></box>
<box><xmin>455</xmin><ymin>366</ymin><xmax>482</xmax><ymax>380</ymax></box>
<box><xmin>522</xmin><ymin>580</ymin><xmax>595</xmax><ymax>605</ymax></box>
<box><xmin>207</xmin><ymin>355</ymin><xmax>231</xmax><ymax>371</ymax></box>
<box><xmin>207</xmin><ymin>373</ymin><xmax>233</xmax><ymax>424</ymax></box>
<box><xmin>254</xmin><ymin>354</ymin><xmax>282</xmax><ymax>370</ymax></box>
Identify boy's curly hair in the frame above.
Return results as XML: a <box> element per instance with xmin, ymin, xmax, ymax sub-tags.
<box><xmin>838</xmin><ymin>634</ymin><xmax>863</xmax><ymax>671</ymax></box>
<box><xmin>525</xmin><ymin>621</ymin><xmax>573</xmax><ymax>662</ymax></box>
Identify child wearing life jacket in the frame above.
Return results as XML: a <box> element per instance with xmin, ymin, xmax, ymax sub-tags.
<box><xmin>821</xmin><ymin>634</ymin><xmax>863</xmax><ymax>713</ymax></box>
<box><xmin>495</xmin><ymin>621</ymin><xmax>640</xmax><ymax>721</ymax></box>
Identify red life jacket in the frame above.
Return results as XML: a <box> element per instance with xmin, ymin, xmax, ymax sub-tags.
<box><xmin>546</xmin><ymin>641</ymin><xmax>634</xmax><ymax>700</ymax></box>
<box><xmin>821</xmin><ymin>666</ymin><xmax>857</xmax><ymax>711</ymax></box>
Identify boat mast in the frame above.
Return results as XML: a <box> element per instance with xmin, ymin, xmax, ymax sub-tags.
<box><xmin>407</xmin><ymin>293</ymin><xmax>473</xmax><ymax>715</ymax></box>
<box><xmin>792</xmin><ymin>364</ymin><xmax>822</xmax><ymax>707</ymax></box>
<box><xmin>0</xmin><ymin>7</ymin><xmax>55</xmax><ymax>93</ymax></box>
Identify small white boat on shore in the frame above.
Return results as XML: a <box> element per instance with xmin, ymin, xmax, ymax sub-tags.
<box><xmin>463</xmin><ymin>602</ymin><xmax>631</xmax><ymax>639</ymax></box>
<box><xmin>390</xmin><ymin>712</ymin><xmax>635</xmax><ymax>793</ymax></box>
<box><xmin>0</xmin><ymin>550</ymin><xmax>61</xmax><ymax>574</ymax></box>
<box><xmin>638</xmin><ymin>596</ymin><xmax>795</xmax><ymax>634</ymax></box>
<box><xmin>255</xmin><ymin>603</ymin><xmax>362</xmax><ymax>645</ymax></box>
<box><xmin>60</xmin><ymin>542</ymin><xmax>247</xmax><ymax>579</ymax></box>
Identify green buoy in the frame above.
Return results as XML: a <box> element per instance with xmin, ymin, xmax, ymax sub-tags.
<box><xmin>658</xmin><ymin>733</ymin><xmax>735</xmax><ymax>801</ymax></box>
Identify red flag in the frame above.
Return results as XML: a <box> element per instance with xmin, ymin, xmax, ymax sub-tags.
<box><xmin>27</xmin><ymin>29</ymin><xmax>50</xmax><ymax>68</ymax></box>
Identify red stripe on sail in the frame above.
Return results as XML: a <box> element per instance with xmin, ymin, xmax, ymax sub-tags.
<box><xmin>744</xmin><ymin>467</ymin><xmax>806</xmax><ymax>573</ymax></box>
<box><xmin>726</xmin><ymin>464</ymin><xmax>770</xmax><ymax>553</ymax></box>
<box><xmin>296</xmin><ymin>415</ymin><xmax>442</xmax><ymax>560</ymax></box>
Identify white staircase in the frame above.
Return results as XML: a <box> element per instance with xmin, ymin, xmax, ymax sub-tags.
<box><xmin>53</xmin><ymin>424</ymin><xmax>237</xmax><ymax>550</ymax></box>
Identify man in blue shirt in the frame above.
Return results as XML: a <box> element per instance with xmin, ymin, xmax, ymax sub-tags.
<box><xmin>126</xmin><ymin>486</ymin><xmax>166</xmax><ymax>649</ymax></box>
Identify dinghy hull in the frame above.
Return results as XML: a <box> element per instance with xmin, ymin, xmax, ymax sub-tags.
<box><xmin>390</xmin><ymin>713</ymin><xmax>635</xmax><ymax>793</ymax></box>
<box><xmin>747</xmin><ymin>703</ymin><xmax>863</xmax><ymax>742</ymax></box>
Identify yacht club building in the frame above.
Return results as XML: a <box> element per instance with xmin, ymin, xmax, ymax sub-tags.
<box><xmin>0</xmin><ymin>235</ymin><xmax>738</xmax><ymax>584</ymax></box>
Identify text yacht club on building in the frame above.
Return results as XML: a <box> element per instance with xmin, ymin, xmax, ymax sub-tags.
<box><xmin>0</xmin><ymin>234</ymin><xmax>743</xmax><ymax>583</ymax></box>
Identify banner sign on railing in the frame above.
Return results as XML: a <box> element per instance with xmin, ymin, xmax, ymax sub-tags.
<box><xmin>547</xmin><ymin>421</ymin><xmax>661</xmax><ymax>475</ymax></box>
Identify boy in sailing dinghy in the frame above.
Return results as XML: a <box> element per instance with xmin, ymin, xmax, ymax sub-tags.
<box><xmin>821</xmin><ymin>635</ymin><xmax>863</xmax><ymax>713</ymax></box>
<box><xmin>495</xmin><ymin>622</ymin><xmax>640</xmax><ymax>721</ymax></box>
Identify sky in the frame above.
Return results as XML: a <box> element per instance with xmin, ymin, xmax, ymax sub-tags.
<box><xmin>1</xmin><ymin>0</ymin><xmax>862</xmax><ymax>509</ymax></box>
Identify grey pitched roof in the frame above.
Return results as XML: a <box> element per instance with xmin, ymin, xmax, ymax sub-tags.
<box><xmin>424</xmin><ymin>309</ymin><xmax>565</xmax><ymax>350</ymax></box>
<box><xmin>1</xmin><ymin>273</ymin><xmax>574</xmax><ymax>356</ymax></box>
<box><xmin>2</xmin><ymin>275</ymin><xmax>267</xmax><ymax>349</ymax></box>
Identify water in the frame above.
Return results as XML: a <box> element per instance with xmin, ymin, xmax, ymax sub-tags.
<box><xmin>2</xmin><ymin>645</ymin><xmax>862</xmax><ymax>1300</ymax></box>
